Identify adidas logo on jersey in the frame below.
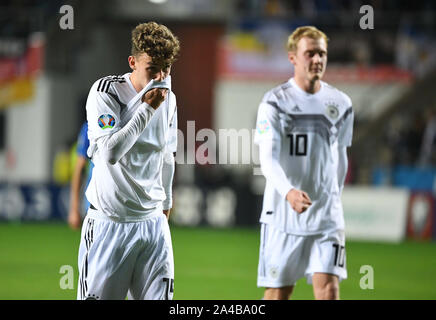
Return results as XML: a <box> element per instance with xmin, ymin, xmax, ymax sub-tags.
<box><xmin>291</xmin><ymin>105</ymin><xmax>302</xmax><ymax>112</ymax></box>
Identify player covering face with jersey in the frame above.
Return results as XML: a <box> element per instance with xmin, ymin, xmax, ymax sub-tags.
<box><xmin>254</xmin><ymin>26</ymin><xmax>354</xmax><ymax>300</ymax></box>
<box><xmin>128</xmin><ymin>52</ymin><xmax>170</xmax><ymax>109</ymax></box>
<box><xmin>77</xmin><ymin>22</ymin><xmax>180</xmax><ymax>300</ymax></box>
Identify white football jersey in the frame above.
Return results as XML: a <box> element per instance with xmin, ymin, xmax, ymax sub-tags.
<box><xmin>85</xmin><ymin>73</ymin><xmax>177</xmax><ymax>222</ymax></box>
<box><xmin>254</xmin><ymin>78</ymin><xmax>353</xmax><ymax>235</ymax></box>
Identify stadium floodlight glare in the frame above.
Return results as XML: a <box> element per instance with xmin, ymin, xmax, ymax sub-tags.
<box><xmin>148</xmin><ymin>0</ymin><xmax>167</xmax><ymax>4</ymax></box>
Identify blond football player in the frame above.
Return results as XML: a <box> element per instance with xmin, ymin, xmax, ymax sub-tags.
<box><xmin>254</xmin><ymin>26</ymin><xmax>354</xmax><ymax>300</ymax></box>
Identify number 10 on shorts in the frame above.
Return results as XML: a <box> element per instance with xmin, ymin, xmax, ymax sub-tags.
<box><xmin>332</xmin><ymin>243</ymin><xmax>345</xmax><ymax>267</ymax></box>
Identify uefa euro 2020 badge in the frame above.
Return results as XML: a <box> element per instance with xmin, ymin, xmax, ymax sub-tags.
<box><xmin>257</xmin><ymin>119</ymin><xmax>271</xmax><ymax>135</ymax></box>
<box><xmin>325</xmin><ymin>102</ymin><xmax>339</xmax><ymax>120</ymax></box>
<box><xmin>98</xmin><ymin>114</ymin><xmax>116</xmax><ymax>129</ymax></box>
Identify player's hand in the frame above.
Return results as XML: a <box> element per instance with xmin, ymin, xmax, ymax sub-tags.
<box><xmin>163</xmin><ymin>209</ymin><xmax>171</xmax><ymax>220</ymax></box>
<box><xmin>142</xmin><ymin>88</ymin><xmax>167</xmax><ymax>109</ymax></box>
<box><xmin>68</xmin><ymin>210</ymin><xmax>82</xmax><ymax>230</ymax></box>
<box><xmin>286</xmin><ymin>188</ymin><xmax>312</xmax><ymax>214</ymax></box>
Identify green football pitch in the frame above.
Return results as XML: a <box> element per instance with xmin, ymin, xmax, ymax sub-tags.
<box><xmin>0</xmin><ymin>222</ymin><xmax>435</xmax><ymax>300</ymax></box>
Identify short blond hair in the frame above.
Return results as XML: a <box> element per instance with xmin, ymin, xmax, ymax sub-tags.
<box><xmin>131</xmin><ymin>21</ymin><xmax>180</xmax><ymax>67</ymax></box>
<box><xmin>287</xmin><ymin>26</ymin><xmax>328</xmax><ymax>52</ymax></box>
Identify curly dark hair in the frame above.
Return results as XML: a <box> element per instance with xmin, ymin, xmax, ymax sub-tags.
<box><xmin>131</xmin><ymin>21</ymin><xmax>180</xmax><ymax>67</ymax></box>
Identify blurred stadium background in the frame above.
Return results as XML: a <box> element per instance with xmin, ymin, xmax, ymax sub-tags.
<box><xmin>0</xmin><ymin>0</ymin><xmax>436</xmax><ymax>300</ymax></box>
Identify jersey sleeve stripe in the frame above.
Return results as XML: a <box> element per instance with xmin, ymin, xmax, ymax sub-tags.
<box><xmin>96</xmin><ymin>78</ymin><xmax>104</xmax><ymax>92</ymax></box>
<box><xmin>334</xmin><ymin>107</ymin><xmax>353</xmax><ymax>130</ymax></box>
<box><xmin>97</xmin><ymin>76</ymin><xmax>127</xmax><ymax>93</ymax></box>
<box><xmin>107</xmin><ymin>92</ymin><xmax>127</xmax><ymax>112</ymax></box>
<box><xmin>266</xmin><ymin>100</ymin><xmax>286</xmax><ymax>114</ymax></box>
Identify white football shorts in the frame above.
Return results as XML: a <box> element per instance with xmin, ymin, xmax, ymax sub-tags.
<box><xmin>77</xmin><ymin>208</ymin><xmax>174</xmax><ymax>300</ymax></box>
<box><xmin>257</xmin><ymin>223</ymin><xmax>347</xmax><ymax>288</ymax></box>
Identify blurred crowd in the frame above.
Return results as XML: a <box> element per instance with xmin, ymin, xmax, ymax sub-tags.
<box><xmin>236</xmin><ymin>0</ymin><xmax>436</xmax><ymax>17</ymax></box>
<box><xmin>383</xmin><ymin>107</ymin><xmax>436</xmax><ymax>168</ymax></box>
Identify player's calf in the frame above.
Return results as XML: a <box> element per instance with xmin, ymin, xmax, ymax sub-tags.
<box><xmin>312</xmin><ymin>273</ymin><xmax>339</xmax><ymax>300</ymax></box>
<box><xmin>263</xmin><ymin>286</ymin><xmax>294</xmax><ymax>300</ymax></box>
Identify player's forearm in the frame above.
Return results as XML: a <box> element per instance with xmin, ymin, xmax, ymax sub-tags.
<box><xmin>258</xmin><ymin>140</ymin><xmax>294</xmax><ymax>198</ymax></box>
<box><xmin>161</xmin><ymin>152</ymin><xmax>175</xmax><ymax>210</ymax></box>
<box><xmin>98</xmin><ymin>104</ymin><xmax>155</xmax><ymax>164</ymax></box>
<box><xmin>69</xmin><ymin>182</ymin><xmax>81</xmax><ymax>213</ymax></box>
<box><xmin>337</xmin><ymin>146</ymin><xmax>348</xmax><ymax>193</ymax></box>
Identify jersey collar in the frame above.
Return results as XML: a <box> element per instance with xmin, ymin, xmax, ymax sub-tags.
<box><xmin>289</xmin><ymin>78</ymin><xmax>324</xmax><ymax>98</ymax></box>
